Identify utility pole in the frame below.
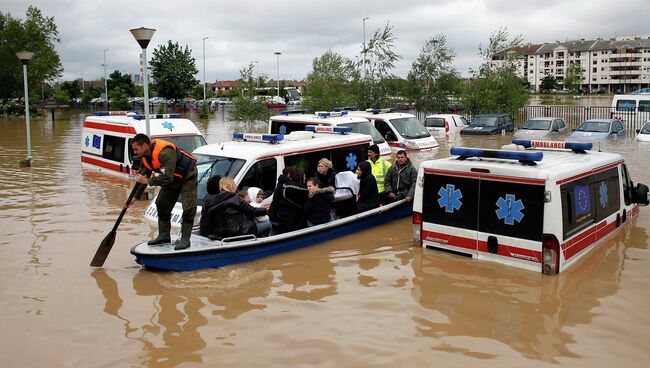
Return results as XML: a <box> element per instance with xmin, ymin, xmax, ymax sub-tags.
<box><xmin>274</xmin><ymin>52</ymin><xmax>281</xmax><ymax>98</ymax></box>
<box><xmin>202</xmin><ymin>37</ymin><xmax>208</xmax><ymax>103</ymax></box>
<box><xmin>363</xmin><ymin>17</ymin><xmax>369</xmax><ymax>81</ymax></box>
<box><xmin>103</xmin><ymin>49</ymin><xmax>108</xmax><ymax>109</ymax></box>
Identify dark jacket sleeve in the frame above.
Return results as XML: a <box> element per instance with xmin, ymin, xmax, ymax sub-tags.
<box><xmin>239</xmin><ymin>200</ymin><xmax>268</xmax><ymax>217</ymax></box>
<box><xmin>383</xmin><ymin>165</ymin><xmax>396</xmax><ymax>193</ymax></box>
<box><xmin>358</xmin><ymin>176</ymin><xmax>377</xmax><ymax>202</ymax></box>
<box><xmin>406</xmin><ymin>167</ymin><xmax>418</xmax><ymax>198</ymax></box>
<box><xmin>304</xmin><ymin>198</ymin><xmax>314</xmax><ymax>217</ymax></box>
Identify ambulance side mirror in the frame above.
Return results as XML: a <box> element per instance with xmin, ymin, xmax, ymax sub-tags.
<box><xmin>636</xmin><ymin>129</ymin><xmax>641</xmax><ymax>134</ymax></box>
<box><xmin>634</xmin><ymin>183</ymin><xmax>649</xmax><ymax>206</ymax></box>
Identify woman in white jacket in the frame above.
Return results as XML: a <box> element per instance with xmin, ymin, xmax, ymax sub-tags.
<box><xmin>247</xmin><ymin>187</ymin><xmax>271</xmax><ymax>237</ymax></box>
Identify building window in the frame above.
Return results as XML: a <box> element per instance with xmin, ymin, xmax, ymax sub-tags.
<box><xmin>593</xmin><ymin>67</ymin><xmax>597</xmax><ymax>73</ymax></box>
<box><xmin>593</xmin><ymin>60</ymin><xmax>598</xmax><ymax>65</ymax></box>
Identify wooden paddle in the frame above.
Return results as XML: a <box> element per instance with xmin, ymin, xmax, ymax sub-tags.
<box><xmin>91</xmin><ymin>183</ymin><xmax>146</xmax><ymax>267</ymax></box>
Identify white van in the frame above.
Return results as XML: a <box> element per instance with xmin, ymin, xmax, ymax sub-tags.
<box><xmin>347</xmin><ymin>109</ymin><xmax>439</xmax><ymax>151</ymax></box>
<box><xmin>424</xmin><ymin>113</ymin><xmax>469</xmax><ymax>136</ymax></box>
<box><xmin>610</xmin><ymin>94</ymin><xmax>650</xmax><ymax>130</ymax></box>
<box><xmin>81</xmin><ymin>111</ymin><xmax>206</xmax><ymax>177</ymax></box>
<box><xmin>268</xmin><ymin>110</ymin><xmax>392</xmax><ymax>156</ymax></box>
<box><xmin>412</xmin><ymin>139</ymin><xmax>648</xmax><ymax>275</ymax></box>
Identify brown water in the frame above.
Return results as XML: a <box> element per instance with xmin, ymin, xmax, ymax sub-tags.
<box><xmin>1</xmin><ymin>110</ymin><xmax>650</xmax><ymax>367</ymax></box>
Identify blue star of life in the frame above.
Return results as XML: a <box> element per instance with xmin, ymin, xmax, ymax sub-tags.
<box><xmin>496</xmin><ymin>194</ymin><xmax>525</xmax><ymax>225</ymax></box>
<box><xmin>599</xmin><ymin>181</ymin><xmax>608</xmax><ymax>208</ymax></box>
<box><xmin>84</xmin><ymin>136</ymin><xmax>90</xmax><ymax>147</ymax></box>
<box><xmin>345</xmin><ymin>153</ymin><xmax>357</xmax><ymax>171</ymax></box>
<box><xmin>162</xmin><ymin>121</ymin><xmax>174</xmax><ymax>131</ymax></box>
<box><xmin>279</xmin><ymin>125</ymin><xmax>287</xmax><ymax>135</ymax></box>
<box><xmin>437</xmin><ymin>184</ymin><xmax>463</xmax><ymax>213</ymax></box>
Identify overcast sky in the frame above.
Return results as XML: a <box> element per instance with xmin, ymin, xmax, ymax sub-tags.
<box><xmin>5</xmin><ymin>0</ymin><xmax>649</xmax><ymax>83</ymax></box>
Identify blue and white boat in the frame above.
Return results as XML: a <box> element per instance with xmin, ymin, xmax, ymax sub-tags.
<box><xmin>131</xmin><ymin>128</ymin><xmax>412</xmax><ymax>271</ymax></box>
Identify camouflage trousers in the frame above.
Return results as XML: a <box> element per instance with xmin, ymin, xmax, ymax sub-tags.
<box><xmin>156</xmin><ymin>174</ymin><xmax>197</xmax><ymax>226</ymax></box>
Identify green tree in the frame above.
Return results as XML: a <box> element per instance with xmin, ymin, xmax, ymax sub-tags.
<box><xmin>462</xmin><ymin>28</ymin><xmax>529</xmax><ymax>115</ymax></box>
<box><xmin>107</xmin><ymin>70</ymin><xmax>135</xmax><ymax>96</ymax></box>
<box><xmin>540</xmin><ymin>75</ymin><xmax>558</xmax><ymax>93</ymax></box>
<box><xmin>60</xmin><ymin>80</ymin><xmax>80</xmax><ymax>99</ymax></box>
<box><xmin>109</xmin><ymin>86</ymin><xmax>130</xmax><ymax>110</ymax></box>
<box><xmin>150</xmin><ymin>41</ymin><xmax>198</xmax><ymax>100</ymax></box>
<box><xmin>563</xmin><ymin>62</ymin><xmax>584</xmax><ymax>92</ymax></box>
<box><xmin>407</xmin><ymin>34</ymin><xmax>461</xmax><ymax>113</ymax></box>
<box><xmin>304</xmin><ymin>50</ymin><xmax>354</xmax><ymax>111</ymax></box>
<box><xmin>52</xmin><ymin>87</ymin><xmax>69</xmax><ymax>104</ymax></box>
<box><xmin>229</xmin><ymin>62</ymin><xmax>270</xmax><ymax>129</ymax></box>
<box><xmin>81</xmin><ymin>86</ymin><xmax>101</xmax><ymax>106</ymax></box>
<box><xmin>0</xmin><ymin>6</ymin><xmax>63</xmax><ymax>101</ymax></box>
<box><xmin>191</xmin><ymin>83</ymin><xmax>215</xmax><ymax>100</ymax></box>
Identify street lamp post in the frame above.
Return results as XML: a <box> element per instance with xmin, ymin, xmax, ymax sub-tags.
<box><xmin>130</xmin><ymin>27</ymin><xmax>156</xmax><ymax>135</ymax></box>
<box><xmin>103</xmin><ymin>49</ymin><xmax>108</xmax><ymax>109</ymax></box>
<box><xmin>16</xmin><ymin>51</ymin><xmax>34</xmax><ymax>168</ymax></box>
<box><xmin>362</xmin><ymin>17</ymin><xmax>369</xmax><ymax>81</ymax></box>
<box><xmin>274</xmin><ymin>52</ymin><xmax>281</xmax><ymax>99</ymax></box>
<box><xmin>81</xmin><ymin>72</ymin><xmax>85</xmax><ymax>92</ymax></box>
<box><xmin>254</xmin><ymin>60</ymin><xmax>259</xmax><ymax>88</ymax></box>
<box><xmin>202</xmin><ymin>37</ymin><xmax>208</xmax><ymax>103</ymax></box>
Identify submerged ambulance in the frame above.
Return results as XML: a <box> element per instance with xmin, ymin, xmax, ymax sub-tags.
<box><xmin>412</xmin><ymin>140</ymin><xmax>649</xmax><ymax>275</ymax></box>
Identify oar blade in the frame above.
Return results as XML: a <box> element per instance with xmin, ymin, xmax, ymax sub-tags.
<box><xmin>90</xmin><ymin>230</ymin><xmax>117</xmax><ymax>267</ymax></box>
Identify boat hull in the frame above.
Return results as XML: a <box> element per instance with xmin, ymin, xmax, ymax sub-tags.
<box><xmin>131</xmin><ymin>202</ymin><xmax>412</xmax><ymax>271</ymax></box>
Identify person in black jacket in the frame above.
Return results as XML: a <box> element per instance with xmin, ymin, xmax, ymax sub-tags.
<box><xmin>315</xmin><ymin>158</ymin><xmax>336</xmax><ymax>189</ymax></box>
<box><xmin>211</xmin><ymin>177</ymin><xmax>268</xmax><ymax>238</ymax></box>
<box><xmin>356</xmin><ymin>161</ymin><xmax>380</xmax><ymax>213</ymax></box>
<box><xmin>304</xmin><ymin>177</ymin><xmax>335</xmax><ymax>226</ymax></box>
<box><xmin>199</xmin><ymin>174</ymin><xmax>221</xmax><ymax>237</ymax></box>
<box><xmin>269</xmin><ymin>167</ymin><xmax>309</xmax><ymax>234</ymax></box>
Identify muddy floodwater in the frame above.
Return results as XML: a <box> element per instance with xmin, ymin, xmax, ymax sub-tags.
<box><xmin>1</xmin><ymin>110</ymin><xmax>650</xmax><ymax>367</ymax></box>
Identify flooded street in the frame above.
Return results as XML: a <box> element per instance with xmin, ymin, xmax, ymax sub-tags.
<box><xmin>1</xmin><ymin>110</ymin><xmax>650</xmax><ymax>367</ymax></box>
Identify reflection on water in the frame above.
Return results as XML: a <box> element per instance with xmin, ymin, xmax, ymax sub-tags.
<box><xmin>2</xmin><ymin>110</ymin><xmax>650</xmax><ymax>367</ymax></box>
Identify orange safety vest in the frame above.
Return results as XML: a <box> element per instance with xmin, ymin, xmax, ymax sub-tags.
<box><xmin>141</xmin><ymin>139</ymin><xmax>197</xmax><ymax>179</ymax></box>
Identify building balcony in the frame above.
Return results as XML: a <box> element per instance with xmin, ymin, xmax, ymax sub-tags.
<box><xmin>609</xmin><ymin>69</ymin><xmax>642</xmax><ymax>75</ymax></box>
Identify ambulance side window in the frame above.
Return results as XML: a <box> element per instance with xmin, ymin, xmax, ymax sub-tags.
<box><xmin>561</xmin><ymin>176</ymin><xmax>596</xmax><ymax>239</ymax></box>
<box><xmin>593</xmin><ymin>168</ymin><xmax>620</xmax><ymax>221</ymax></box>
<box><xmin>330</xmin><ymin>143</ymin><xmax>369</xmax><ymax>173</ymax></box>
<box><xmin>284</xmin><ymin>150</ymin><xmax>330</xmax><ymax>180</ymax></box>
<box><xmin>621</xmin><ymin>164</ymin><xmax>633</xmax><ymax>205</ymax></box>
<box><xmin>127</xmin><ymin>138</ymin><xmax>141</xmax><ymax>170</ymax></box>
<box><xmin>102</xmin><ymin>135</ymin><xmax>125</xmax><ymax>163</ymax></box>
<box><xmin>374</xmin><ymin>120</ymin><xmax>396</xmax><ymax>141</ymax></box>
<box><xmin>270</xmin><ymin>121</ymin><xmax>309</xmax><ymax>135</ymax></box>
<box><xmin>238</xmin><ymin>158</ymin><xmax>278</xmax><ymax>198</ymax></box>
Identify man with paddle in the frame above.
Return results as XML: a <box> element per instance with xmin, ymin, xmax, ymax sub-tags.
<box><xmin>132</xmin><ymin>133</ymin><xmax>198</xmax><ymax>250</ymax></box>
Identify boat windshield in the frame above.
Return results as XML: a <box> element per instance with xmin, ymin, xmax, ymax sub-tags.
<box><xmin>196</xmin><ymin>154</ymin><xmax>246</xmax><ymax>201</ymax></box>
<box><xmin>390</xmin><ymin>117</ymin><xmax>430</xmax><ymax>139</ymax></box>
<box><xmin>522</xmin><ymin>119</ymin><xmax>551</xmax><ymax>131</ymax></box>
<box><xmin>577</xmin><ymin>121</ymin><xmax>610</xmax><ymax>133</ymax></box>
<box><xmin>341</xmin><ymin>122</ymin><xmax>386</xmax><ymax>144</ymax></box>
<box><xmin>471</xmin><ymin>116</ymin><xmax>498</xmax><ymax>127</ymax></box>
<box><xmin>641</xmin><ymin>123</ymin><xmax>650</xmax><ymax>134</ymax></box>
<box><xmin>155</xmin><ymin>135</ymin><xmax>207</xmax><ymax>154</ymax></box>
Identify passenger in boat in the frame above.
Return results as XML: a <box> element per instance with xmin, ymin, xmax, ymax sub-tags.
<box><xmin>239</xmin><ymin>189</ymin><xmax>250</xmax><ymax>202</ymax></box>
<box><xmin>367</xmin><ymin>144</ymin><xmax>391</xmax><ymax>193</ymax></box>
<box><xmin>247</xmin><ymin>187</ymin><xmax>271</xmax><ymax>237</ymax></box>
<box><xmin>315</xmin><ymin>158</ymin><xmax>336</xmax><ymax>189</ymax></box>
<box><xmin>356</xmin><ymin>161</ymin><xmax>380</xmax><ymax>213</ymax></box>
<box><xmin>304</xmin><ymin>177</ymin><xmax>335</xmax><ymax>226</ymax></box>
<box><xmin>380</xmin><ymin>150</ymin><xmax>418</xmax><ymax>204</ymax></box>
<box><xmin>199</xmin><ymin>174</ymin><xmax>222</xmax><ymax>238</ymax></box>
<box><xmin>269</xmin><ymin>167</ymin><xmax>309</xmax><ymax>233</ymax></box>
<box><xmin>211</xmin><ymin>177</ymin><xmax>269</xmax><ymax>239</ymax></box>
<box><xmin>132</xmin><ymin>133</ymin><xmax>197</xmax><ymax>250</ymax></box>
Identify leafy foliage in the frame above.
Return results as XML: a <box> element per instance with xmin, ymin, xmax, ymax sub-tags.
<box><xmin>150</xmin><ymin>41</ymin><xmax>198</xmax><ymax>99</ymax></box>
<box><xmin>60</xmin><ymin>80</ymin><xmax>80</xmax><ymax>99</ymax></box>
<box><xmin>109</xmin><ymin>87</ymin><xmax>130</xmax><ymax>110</ymax></box>
<box><xmin>229</xmin><ymin>62</ymin><xmax>270</xmax><ymax>128</ymax></box>
<box><xmin>52</xmin><ymin>87</ymin><xmax>69</xmax><ymax>104</ymax></box>
<box><xmin>303</xmin><ymin>50</ymin><xmax>354</xmax><ymax>111</ymax></box>
<box><xmin>107</xmin><ymin>70</ymin><xmax>135</xmax><ymax>97</ymax></box>
<box><xmin>0</xmin><ymin>6</ymin><xmax>63</xmax><ymax>101</ymax></box>
<box><xmin>563</xmin><ymin>62</ymin><xmax>584</xmax><ymax>92</ymax></box>
<box><xmin>540</xmin><ymin>75</ymin><xmax>558</xmax><ymax>93</ymax></box>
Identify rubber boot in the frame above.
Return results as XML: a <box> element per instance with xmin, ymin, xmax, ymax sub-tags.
<box><xmin>148</xmin><ymin>220</ymin><xmax>171</xmax><ymax>246</ymax></box>
<box><xmin>174</xmin><ymin>223</ymin><xmax>193</xmax><ymax>250</ymax></box>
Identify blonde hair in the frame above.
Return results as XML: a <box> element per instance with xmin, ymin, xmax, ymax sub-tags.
<box><xmin>318</xmin><ymin>158</ymin><xmax>333</xmax><ymax>170</ymax></box>
<box><xmin>219</xmin><ymin>177</ymin><xmax>236</xmax><ymax>193</ymax></box>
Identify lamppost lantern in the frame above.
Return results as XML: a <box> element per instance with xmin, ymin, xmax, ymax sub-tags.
<box><xmin>16</xmin><ymin>50</ymin><xmax>34</xmax><ymax>167</ymax></box>
<box><xmin>274</xmin><ymin>52</ymin><xmax>281</xmax><ymax>99</ymax></box>
<box><xmin>130</xmin><ymin>27</ymin><xmax>156</xmax><ymax>135</ymax></box>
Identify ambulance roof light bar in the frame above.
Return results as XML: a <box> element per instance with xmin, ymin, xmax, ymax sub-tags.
<box><xmin>132</xmin><ymin>113</ymin><xmax>182</xmax><ymax>120</ymax></box>
<box><xmin>94</xmin><ymin>111</ymin><xmax>136</xmax><ymax>116</ymax></box>
<box><xmin>280</xmin><ymin>109</ymin><xmax>310</xmax><ymax>116</ymax></box>
<box><xmin>365</xmin><ymin>108</ymin><xmax>394</xmax><ymax>114</ymax></box>
<box><xmin>450</xmin><ymin>146</ymin><xmax>543</xmax><ymax>166</ymax></box>
<box><xmin>315</xmin><ymin>111</ymin><xmax>348</xmax><ymax>117</ymax></box>
<box><xmin>332</xmin><ymin>107</ymin><xmax>357</xmax><ymax>112</ymax></box>
<box><xmin>512</xmin><ymin>139</ymin><xmax>592</xmax><ymax>154</ymax></box>
<box><xmin>304</xmin><ymin>125</ymin><xmax>353</xmax><ymax>134</ymax></box>
<box><xmin>232</xmin><ymin>133</ymin><xmax>284</xmax><ymax>144</ymax></box>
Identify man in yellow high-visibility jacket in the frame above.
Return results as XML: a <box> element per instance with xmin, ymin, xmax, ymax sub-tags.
<box><xmin>367</xmin><ymin>144</ymin><xmax>392</xmax><ymax>192</ymax></box>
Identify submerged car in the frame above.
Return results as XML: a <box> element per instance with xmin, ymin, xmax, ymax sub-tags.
<box><xmin>570</xmin><ymin>119</ymin><xmax>626</xmax><ymax>140</ymax></box>
<box><xmin>514</xmin><ymin>117</ymin><xmax>568</xmax><ymax>139</ymax></box>
<box><xmin>637</xmin><ymin>120</ymin><xmax>650</xmax><ymax>142</ymax></box>
<box><xmin>424</xmin><ymin>114</ymin><xmax>469</xmax><ymax>136</ymax></box>
<box><xmin>460</xmin><ymin>113</ymin><xmax>514</xmax><ymax>135</ymax></box>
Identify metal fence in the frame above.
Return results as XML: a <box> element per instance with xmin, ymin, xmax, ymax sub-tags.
<box><xmin>414</xmin><ymin>106</ymin><xmax>650</xmax><ymax>137</ymax></box>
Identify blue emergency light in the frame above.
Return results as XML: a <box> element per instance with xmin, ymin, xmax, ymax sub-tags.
<box><xmin>132</xmin><ymin>114</ymin><xmax>182</xmax><ymax>120</ymax></box>
<box><xmin>94</xmin><ymin>111</ymin><xmax>134</xmax><ymax>116</ymax></box>
<box><xmin>512</xmin><ymin>139</ymin><xmax>592</xmax><ymax>153</ymax></box>
<box><xmin>450</xmin><ymin>147</ymin><xmax>543</xmax><ymax>165</ymax></box>
<box><xmin>232</xmin><ymin>132</ymin><xmax>284</xmax><ymax>144</ymax></box>
<box><xmin>280</xmin><ymin>109</ymin><xmax>310</xmax><ymax>115</ymax></box>
<box><xmin>304</xmin><ymin>125</ymin><xmax>353</xmax><ymax>134</ymax></box>
<box><xmin>333</xmin><ymin>107</ymin><xmax>357</xmax><ymax>112</ymax></box>
<box><xmin>365</xmin><ymin>108</ymin><xmax>393</xmax><ymax>114</ymax></box>
<box><xmin>315</xmin><ymin>111</ymin><xmax>348</xmax><ymax>117</ymax></box>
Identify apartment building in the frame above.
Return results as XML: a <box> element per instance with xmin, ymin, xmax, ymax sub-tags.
<box><xmin>493</xmin><ymin>35</ymin><xmax>650</xmax><ymax>93</ymax></box>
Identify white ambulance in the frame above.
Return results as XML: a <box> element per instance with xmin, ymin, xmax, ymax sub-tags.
<box><xmin>347</xmin><ymin>109</ymin><xmax>439</xmax><ymax>151</ymax></box>
<box><xmin>81</xmin><ymin>111</ymin><xmax>206</xmax><ymax>177</ymax></box>
<box><xmin>412</xmin><ymin>139</ymin><xmax>649</xmax><ymax>275</ymax></box>
<box><xmin>268</xmin><ymin>110</ymin><xmax>392</xmax><ymax>157</ymax></box>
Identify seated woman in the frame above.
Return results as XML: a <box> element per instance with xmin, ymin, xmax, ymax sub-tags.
<box><xmin>304</xmin><ymin>177</ymin><xmax>335</xmax><ymax>226</ymax></box>
<box><xmin>356</xmin><ymin>161</ymin><xmax>380</xmax><ymax>213</ymax></box>
<box><xmin>211</xmin><ymin>177</ymin><xmax>268</xmax><ymax>239</ymax></box>
<box><xmin>269</xmin><ymin>167</ymin><xmax>309</xmax><ymax>234</ymax></box>
<box><xmin>246</xmin><ymin>186</ymin><xmax>272</xmax><ymax>237</ymax></box>
<box><xmin>315</xmin><ymin>158</ymin><xmax>336</xmax><ymax>189</ymax></box>
<box><xmin>199</xmin><ymin>174</ymin><xmax>221</xmax><ymax>237</ymax></box>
